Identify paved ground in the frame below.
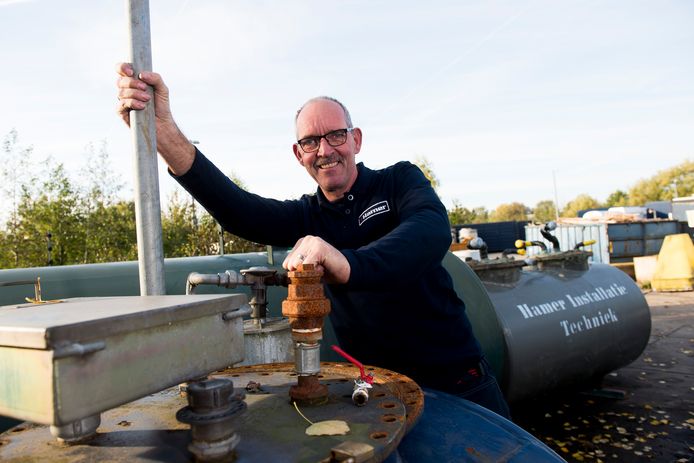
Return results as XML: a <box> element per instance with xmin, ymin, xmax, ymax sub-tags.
<box><xmin>513</xmin><ymin>290</ymin><xmax>694</xmax><ymax>463</ymax></box>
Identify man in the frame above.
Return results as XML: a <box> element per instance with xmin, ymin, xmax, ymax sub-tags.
<box><xmin>116</xmin><ymin>63</ymin><xmax>510</xmax><ymax>419</ymax></box>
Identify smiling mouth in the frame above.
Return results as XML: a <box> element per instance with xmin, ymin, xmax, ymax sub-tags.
<box><xmin>317</xmin><ymin>160</ymin><xmax>340</xmax><ymax>169</ymax></box>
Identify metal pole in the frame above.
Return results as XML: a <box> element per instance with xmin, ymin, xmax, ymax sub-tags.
<box><xmin>218</xmin><ymin>222</ymin><xmax>225</xmax><ymax>255</ymax></box>
<box><xmin>126</xmin><ymin>0</ymin><xmax>166</xmax><ymax>296</ymax></box>
<box><xmin>552</xmin><ymin>170</ymin><xmax>560</xmax><ymax>221</ymax></box>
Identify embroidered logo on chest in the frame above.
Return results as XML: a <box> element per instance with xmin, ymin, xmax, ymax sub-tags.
<box><xmin>358</xmin><ymin>200</ymin><xmax>390</xmax><ymax>226</ymax></box>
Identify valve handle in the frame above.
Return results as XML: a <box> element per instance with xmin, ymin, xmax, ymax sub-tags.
<box><xmin>331</xmin><ymin>345</ymin><xmax>374</xmax><ymax>384</ymax></box>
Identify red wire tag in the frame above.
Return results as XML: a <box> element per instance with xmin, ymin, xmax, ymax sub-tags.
<box><xmin>331</xmin><ymin>345</ymin><xmax>374</xmax><ymax>385</ymax></box>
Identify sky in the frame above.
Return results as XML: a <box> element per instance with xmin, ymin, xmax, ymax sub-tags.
<box><xmin>1</xmin><ymin>0</ymin><xmax>692</xmax><ymax>214</ymax></box>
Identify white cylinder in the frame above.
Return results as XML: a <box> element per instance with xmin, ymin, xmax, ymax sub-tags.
<box><xmin>458</xmin><ymin>228</ymin><xmax>478</xmax><ymax>242</ymax></box>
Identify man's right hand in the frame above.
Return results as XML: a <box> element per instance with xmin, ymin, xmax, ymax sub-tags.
<box><xmin>116</xmin><ymin>63</ymin><xmax>174</xmax><ymax>128</ymax></box>
<box><xmin>115</xmin><ymin>62</ymin><xmax>195</xmax><ymax>175</ymax></box>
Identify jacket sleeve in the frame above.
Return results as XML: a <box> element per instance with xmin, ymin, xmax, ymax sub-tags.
<box><xmin>341</xmin><ymin>162</ymin><xmax>452</xmax><ymax>289</ymax></box>
<box><xmin>172</xmin><ymin>149</ymin><xmax>307</xmax><ymax>247</ymax></box>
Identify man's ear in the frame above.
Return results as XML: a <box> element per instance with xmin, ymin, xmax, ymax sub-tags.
<box><xmin>352</xmin><ymin>127</ymin><xmax>363</xmax><ymax>154</ymax></box>
<box><xmin>292</xmin><ymin>143</ymin><xmax>304</xmax><ymax>165</ymax></box>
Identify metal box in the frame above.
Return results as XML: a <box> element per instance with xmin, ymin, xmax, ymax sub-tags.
<box><xmin>0</xmin><ymin>294</ymin><xmax>248</xmax><ymax>426</ymax></box>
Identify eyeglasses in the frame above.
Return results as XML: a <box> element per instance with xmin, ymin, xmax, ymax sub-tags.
<box><xmin>297</xmin><ymin>128</ymin><xmax>353</xmax><ymax>153</ymax></box>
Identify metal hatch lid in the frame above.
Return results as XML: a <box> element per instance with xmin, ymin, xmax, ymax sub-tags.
<box><xmin>0</xmin><ymin>294</ymin><xmax>247</xmax><ymax>350</ymax></box>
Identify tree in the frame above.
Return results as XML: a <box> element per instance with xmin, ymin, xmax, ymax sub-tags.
<box><xmin>413</xmin><ymin>156</ymin><xmax>440</xmax><ymax>192</ymax></box>
<box><xmin>79</xmin><ymin>141</ymin><xmax>128</xmax><ymax>263</ymax></box>
<box><xmin>448</xmin><ymin>200</ymin><xmax>476</xmax><ymax>225</ymax></box>
<box><xmin>0</xmin><ymin>129</ymin><xmax>36</xmax><ymax>267</ymax></box>
<box><xmin>489</xmin><ymin>202</ymin><xmax>529</xmax><ymax>222</ymax></box>
<box><xmin>0</xmin><ymin>229</ymin><xmax>11</xmax><ymax>267</ymax></box>
<box><xmin>83</xmin><ymin>201</ymin><xmax>137</xmax><ymax>263</ymax></box>
<box><xmin>627</xmin><ymin>160</ymin><xmax>693</xmax><ymax>205</ymax></box>
<box><xmin>604</xmin><ymin>189</ymin><xmax>629</xmax><ymax>207</ymax></box>
<box><xmin>162</xmin><ymin>190</ymin><xmax>200</xmax><ymax>257</ymax></box>
<box><xmin>448</xmin><ymin>199</ymin><xmax>489</xmax><ymax>225</ymax></box>
<box><xmin>211</xmin><ymin>171</ymin><xmax>263</xmax><ymax>254</ymax></box>
<box><xmin>471</xmin><ymin>207</ymin><xmax>489</xmax><ymax>223</ymax></box>
<box><xmin>0</xmin><ymin>139</ymin><xmax>136</xmax><ymax>268</ymax></box>
<box><xmin>533</xmin><ymin>200</ymin><xmax>557</xmax><ymax>223</ymax></box>
<box><xmin>14</xmin><ymin>160</ymin><xmax>84</xmax><ymax>266</ymax></box>
<box><xmin>561</xmin><ymin>194</ymin><xmax>601</xmax><ymax>218</ymax></box>
<box><xmin>162</xmin><ymin>188</ymin><xmax>263</xmax><ymax>258</ymax></box>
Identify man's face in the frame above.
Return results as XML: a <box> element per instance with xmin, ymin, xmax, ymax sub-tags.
<box><xmin>293</xmin><ymin>99</ymin><xmax>362</xmax><ymax>202</ymax></box>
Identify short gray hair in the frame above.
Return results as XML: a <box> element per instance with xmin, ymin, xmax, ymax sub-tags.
<box><xmin>295</xmin><ymin>96</ymin><xmax>353</xmax><ymax>130</ymax></box>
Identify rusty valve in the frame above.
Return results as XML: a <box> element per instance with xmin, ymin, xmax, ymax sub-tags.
<box><xmin>281</xmin><ymin>263</ymin><xmax>331</xmax><ymax>405</ymax></box>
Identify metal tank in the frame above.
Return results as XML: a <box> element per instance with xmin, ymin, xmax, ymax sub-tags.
<box><xmin>460</xmin><ymin>251</ymin><xmax>651</xmax><ymax>402</ymax></box>
<box><xmin>0</xmin><ymin>265</ymin><xmax>564</xmax><ymax>462</ymax></box>
<box><xmin>0</xmin><ymin>250</ymin><xmax>291</xmax><ymax>307</ymax></box>
<box><xmin>0</xmin><ymin>249</ymin><xmax>651</xmax><ymax>404</ymax></box>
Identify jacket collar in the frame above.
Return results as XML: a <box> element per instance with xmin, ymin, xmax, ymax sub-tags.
<box><xmin>316</xmin><ymin>162</ymin><xmax>372</xmax><ymax>210</ymax></box>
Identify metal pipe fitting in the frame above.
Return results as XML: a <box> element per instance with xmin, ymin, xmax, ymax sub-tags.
<box><xmin>530</xmin><ymin>240</ymin><xmax>548</xmax><ymax>251</ymax></box>
<box><xmin>468</xmin><ymin>237</ymin><xmax>489</xmax><ymax>259</ymax></box>
<box><xmin>294</xmin><ymin>342</ymin><xmax>321</xmax><ymax>375</ymax></box>
<box><xmin>352</xmin><ymin>379</ymin><xmax>372</xmax><ymax>407</ymax></box>
<box><xmin>185</xmin><ymin>270</ymin><xmax>243</xmax><ymax>295</ymax></box>
<box><xmin>282</xmin><ymin>264</ymin><xmax>331</xmax><ymax>405</ymax></box>
<box><xmin>540</xmin><ymin>223</ymin><xmax>561</xmax><ymax>251</ymax></box>
<box><xmin>185</xmin><ymin>267</ymin><xmax>288</xmax><ymax>323</ymax></box>
<box><xmin>281</xmin><ymin>264</ymin><xmax>330</xmax><ymax>343</ymax></box>
<box><xmin>176</xmin><ymin>377</ymin><xmax>246</xmax><ymax>462</ymax></box>
<box><xmin>240</xmin><ymin>267</ymin><xmax>280</xmax><ymax>323</ymax></box>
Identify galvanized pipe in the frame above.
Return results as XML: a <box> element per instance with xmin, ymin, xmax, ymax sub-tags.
<box><xmin>294</xmin><ymin>342</ymin><xmax>321</xmax><ymax>375</ymax></box>
<box><xmin>126</xmin><ymin>0</ymin><xmax>165</xmax><ymax>296</ymax></box>
<box><xmin>185</xmin><ymin>271</ymin><xmax>243</xmax><ymax>295</ymax></box>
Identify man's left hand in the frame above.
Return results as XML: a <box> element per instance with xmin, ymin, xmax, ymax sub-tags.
<box><xmin>283</xmin><ymin>236</ymin><xmax>350</xmax><ymax>284</ymax></box>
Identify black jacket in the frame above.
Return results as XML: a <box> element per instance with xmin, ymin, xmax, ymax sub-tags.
<box><xmin>175</xmin><ymin>149</ymin><xmax>482</xmax><ymax>386</ymax></box>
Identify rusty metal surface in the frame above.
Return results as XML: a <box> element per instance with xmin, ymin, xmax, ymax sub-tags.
<box><xmin>282</xmin><ymin>264</ymin><xmax>331</xmax><ymax>326</ymax></box>
<box><xmin>533</xmin><ymin>250</ymin><xmax>591</xmax><ymax>271</ymax></box>
<box><xmin>467</xmin><ymin>258</ymin><xmax>525</xmax><ymax>284</ymax></box>
<box><xmin>282</xmin><ymin>299</ymin><xmax>331</xmax><ymax>318</ymax></box>
<box><xmin>289</xmin><ymin>375</ymin><xmax>330</xmax><ymax>406</ymax></box>
<box><xmin>0</xmin><ymin>363</ymin><xmax>418</xmax><ymax>463</ymax></box>
<box><xmin>281</xmin><ymin>264</ymin><xmax>332</xmax><ymax>403</ymax></box>
<box><xmin>223</xmin><ymin>363</ymin><xmax>424</xmax><ymax>434</ymax></box>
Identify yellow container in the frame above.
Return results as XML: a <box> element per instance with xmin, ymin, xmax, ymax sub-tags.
<box><xmin>652</xmin><ymin>234</ymin><xmax>694</xmax><ymax>291</ymax></box>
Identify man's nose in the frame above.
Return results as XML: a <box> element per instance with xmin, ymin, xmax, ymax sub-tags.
<box><xmin>317</xmin><ymin>137</ymin><xmax>334</xmax><ymax>157</ymax></box>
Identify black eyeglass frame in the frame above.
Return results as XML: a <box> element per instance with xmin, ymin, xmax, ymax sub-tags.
<box><xmin>296</xmin><ymin>128</ymin><xmax>354</xmax><ymax>153</ymax></box>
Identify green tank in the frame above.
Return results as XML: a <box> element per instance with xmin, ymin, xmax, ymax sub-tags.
<box><xmin>0</xmin><ymin>249</ymin><xmax>650</xmax><ymax>409</ymax></box>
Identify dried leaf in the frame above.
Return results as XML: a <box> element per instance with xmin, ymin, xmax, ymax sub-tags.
<box><xmin>306</xmin><ymin>420</ymin><xmax>350</xmax><ymax>436</ymax></box>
